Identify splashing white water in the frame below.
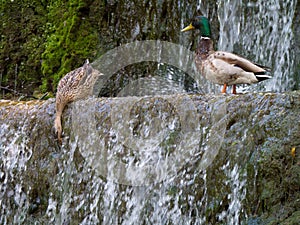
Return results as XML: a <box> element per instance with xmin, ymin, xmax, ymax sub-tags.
<box><xmin>217</xmin><ymin>0</ymin><xmax>296</xmax><ymax>92</ymax></box>
<box><xmin>0</xmin><ymin>124</ymin><xmax>32</xmax><ymax>224</ymax></box>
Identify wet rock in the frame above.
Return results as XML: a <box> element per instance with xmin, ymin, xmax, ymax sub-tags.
<box><xmin>0</xmin><ymin>91</ymin><xmax>299</xmax><ymax>224</ymax></box>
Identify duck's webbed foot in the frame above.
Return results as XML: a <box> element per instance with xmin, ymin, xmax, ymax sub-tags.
<box><xmin>232</xmin><ymin>85</ymin><xmax>237</xmax><ymax>94</ymax></box>
<box><xmin>221</xmin><ymin>84</ymin><xmax>227</xmax><ymax>94</ymax></box>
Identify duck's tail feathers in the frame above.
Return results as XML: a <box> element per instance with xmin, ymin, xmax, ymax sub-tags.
<box><xmin>254</xmin><ymin>63</ymin><xmax>271</xmax><ymax>71</ymax></box>
<box><xmin>255</xmin><ymin>73</ymin><xmax>272</xmax><ymax>81</ymax></box>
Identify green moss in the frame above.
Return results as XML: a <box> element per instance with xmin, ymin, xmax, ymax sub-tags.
<box><xmin>0</xmin><ymin>0</ymin><xmax>100</xmax><ymax>97</ymax></box>
<box><xmin>281</xmin><ymin>211</ymin><xmax>300</xmax><ymax>225</ymax></box>
<box><xmin>41</xmin><ymin>0</ymin><xmax>99</xmax><ymax>91</ymax></box>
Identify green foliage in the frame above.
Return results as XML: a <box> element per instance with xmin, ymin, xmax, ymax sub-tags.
<box><xmin>41</xmin><ymin>0</ymin><xmax>98</xmax><ymax>91</ymax></box>
<box><xmin>0</xmin><ymin>0</ymin><xmax>100</xmax><ymax>96</ymax></box>
<box><xmin>0</xmin><ymin>0</ymin><xmax>47</xmax><ymax>95</ymax></box>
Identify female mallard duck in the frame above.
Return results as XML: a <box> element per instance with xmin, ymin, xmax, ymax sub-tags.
<box><xmin>54</xmin><ymin>59</ymin><xmax>102</xmax><ymax>143</ymax></box>
<box><xmin>181</xmin><ymin>16</ymin><xmax>271</xmax><ymax>94</ymax></box>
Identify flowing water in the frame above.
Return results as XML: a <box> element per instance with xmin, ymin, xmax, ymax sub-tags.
<box><xmin>146</xmin><ymin>0</ymin><xmax>297</xmax><ymax>94</ymax></box>
<box><xmin>0</xmin><ymin>0</ymin><xmax>298</xmax><ymax>224</ymax></box>
<box><xmin>216</xmin><ymin>0</ymin><xmax>297</xmax><ymax>93</ymax></box>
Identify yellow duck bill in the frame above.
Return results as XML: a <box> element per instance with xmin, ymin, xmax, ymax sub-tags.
<box><xmin>181</xmin><ymin>23</ymin><xmax>195</xmax><ymax>32</ymax></box>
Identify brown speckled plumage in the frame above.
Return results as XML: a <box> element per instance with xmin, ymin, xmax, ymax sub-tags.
<box><xmin>54</xmin><ymin>60</ymin><xmax>102</xmax><ymax>143</ymax></box>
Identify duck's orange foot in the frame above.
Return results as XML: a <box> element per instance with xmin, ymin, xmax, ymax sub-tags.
<box><xmin>221</xmin><ymin>84</ymin><xmax>227</xmax><ymax>94</ymax></box>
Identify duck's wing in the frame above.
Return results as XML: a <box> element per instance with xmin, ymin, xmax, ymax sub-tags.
<box><xmin>203</xmin><ymin>57</ymin><xmax>254</xmax><ymax>85</ymax></box>
<box><xmin>202</xmin><ymin>51</ymin><xmax>272</xmax><ymax>85</ymax></box>
<box><xmin>213</xmin><ymin>51</ymin><xmax>270</xmax><ymax>73</ymax></box>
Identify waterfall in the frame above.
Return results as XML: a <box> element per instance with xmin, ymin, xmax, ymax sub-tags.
<box><xmin>0</xmin><ymin>0</ymin><xmax>298</xmax><ymax>224</ymax></box>
<box><xmin>217</xmin><ymin>0</ymin><xmax>297</xmax><ymax>92</ymax></box>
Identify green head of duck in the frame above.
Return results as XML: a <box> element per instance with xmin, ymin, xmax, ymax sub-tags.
<box><xmin>181</xmin><ymin>16</ymin><xmax>211</xmax><ymax>38</ymax></box>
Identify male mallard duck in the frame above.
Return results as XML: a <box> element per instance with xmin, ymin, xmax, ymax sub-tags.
<box><xmin>54</xmin><ymin>59</ymin><xmax>102</xmax><ymax>143</ymax></box>
<box><xmin>181</xmin><ymin>16</ymin><xmax>271</xmax><ymax>94</ymax></box>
